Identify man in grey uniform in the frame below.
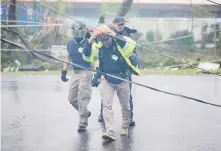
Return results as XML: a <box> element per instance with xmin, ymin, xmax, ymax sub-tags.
<box><xmin>61</xmin><ymin>22</ymin><xmax>93</xmax><ymax>132</ymax></box>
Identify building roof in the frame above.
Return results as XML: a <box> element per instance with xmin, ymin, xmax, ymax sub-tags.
<box><xmin>20</xmin><ymin>0</ymin><xmax>219</xmax><ymax>6</ymax></box>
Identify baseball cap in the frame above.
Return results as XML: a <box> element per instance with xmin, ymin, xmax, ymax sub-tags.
<box><xmin>113</xmin><ymin>16</ymin><xmax>125</xmax><ymax>25</ymax></box>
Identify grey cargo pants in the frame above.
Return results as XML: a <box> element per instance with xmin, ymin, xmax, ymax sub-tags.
<box><xmin>100</xmin><ymin>76</ymin><xmax>131</xmax><ymax>137</ymax></box>
<box><xmin>68</xmin><ymin>70</ymin><xmax>93</xmax><ymax>127</ymax></box>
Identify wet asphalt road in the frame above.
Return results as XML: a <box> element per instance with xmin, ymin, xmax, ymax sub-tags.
<box><xmin>1</xmin><ymin>74</ymin><xmax>221</xmax><ymax>151</ymax></box>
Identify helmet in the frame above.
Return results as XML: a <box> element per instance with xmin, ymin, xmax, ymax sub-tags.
<box><xmin>70</xmin><ymin>22</ymin><xmax>88</xmax><ymax>38</ymax></box>
<box><xmin>96</xmin><ymin>24</ymin><xmax>112</xmax><ymax>36</ymax></box>
<box><xmin>96</xmin><ymin>25</ymin><xmax>113</xmax><ymax>48</ymax></box>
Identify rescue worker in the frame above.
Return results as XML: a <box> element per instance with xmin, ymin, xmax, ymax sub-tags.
<box><xmin>83</xmin><ymin>24</ymin><xmax>140</xmax><ymax>141</ymax></box>
<box><xmin>61</xmin><ymin>21</ymin><xmax>93</xmax><ymax>133</ymax></box>
<box><xmin>96</xmin><ymin>16</ymin><xmax>138</xmax><ymax>127</ymax></box>
<box><xmin>112</xmin><ymin>16</ymin><xmax>138</xmax><ymax>38</ymax></box>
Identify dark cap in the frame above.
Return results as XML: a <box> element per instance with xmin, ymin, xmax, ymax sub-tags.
<box><xmin>113</xmin><ymin>16</ymin><xmax>125</xmax><ymax>25</ymax></box>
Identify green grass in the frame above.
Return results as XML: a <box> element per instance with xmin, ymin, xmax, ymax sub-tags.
<box><xmin>141</xmin><ymin>69</ymin><xmax>221</xmax><ymax>75</ymax></box>
<box><xmin>1</xmin><ymin>70</ymin><xmax>61</xmax><ymax>75</ymax></box>
<box><xmin>141</xmin><ymin>69</ymin><xmax>198</xmax><ymax>75</ymax></box>
<box><xmin>1</xmin><ymin>69</ymin><xmax>221</xmax><ymax>75</ymax></box>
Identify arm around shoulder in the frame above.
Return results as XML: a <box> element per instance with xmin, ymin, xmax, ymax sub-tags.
<box><xmin>83</xmin><ymin>41</ymin><xmax>98</xmax><ymax>63</ymax></box>
<box><xmin>116</xmin><ymin>36</ymin><xmax>136</xmax><ymax>58</ymax></box>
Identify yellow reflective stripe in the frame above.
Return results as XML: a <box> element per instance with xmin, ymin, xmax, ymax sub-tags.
<box><xmin>92</xmin><ymin>46</ymin><xmax>99</xmax><ymax>59</ymax></box>
<box><xmin>83</xmin><ymin>54</ymin><xmax>93</xmax><ymax>63</ymax></box>
<box><xmin>116</xmin><ymin>45</ymin><xmax>141</xmax><ymax>76</ymax></box>
<box><xmin>93</xmin><ymin>41</ymin><xmax>102</xmax><ymax>49</ymax></box>
<box><xmin>119</xmin><ymin>36</ymin><xmax>136</xmax><ymax>57</ymax></box>
<box><xmin>125</xmin><ymin>57</ymin><xmax>141</xmax><ymax>75</ymax></box>
<box><xmin>92</xmin><ymin>43</ymin><xmax>99</xmax><ymax>60</ymax></box>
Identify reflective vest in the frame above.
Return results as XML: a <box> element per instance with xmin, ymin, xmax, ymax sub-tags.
<box><xmin>111</xmin><ymin>27</ymin><xmax>139</xmax><ymax>72</ymax></box>
<box><xmin>83</xmin><ymin>36</ymin><xmax>141</xmax><ymax>76</ymax></box>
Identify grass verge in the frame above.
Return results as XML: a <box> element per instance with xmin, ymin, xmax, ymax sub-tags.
<box><xmin>1</xmin><ymin>69</ymin><xmax>221</xmax><ymax>75</ymax></box>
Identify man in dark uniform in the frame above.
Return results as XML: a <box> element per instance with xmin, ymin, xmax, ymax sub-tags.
<box><xmin>61</xmin><ymin>21</ymin><xmax>93</xmax><ymax>132</ymax></box>
<box><xmin>83</xmin><ymin>24</ymin><xmax>140</xmax><ymax>141</ymax></box>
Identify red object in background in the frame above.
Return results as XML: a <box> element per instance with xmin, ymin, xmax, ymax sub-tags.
<box><xmin>88</xmin><ymin>28</ymin><xmax>94</xmax><ymax>32</ymax></box>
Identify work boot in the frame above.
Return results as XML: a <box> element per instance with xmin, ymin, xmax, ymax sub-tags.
<box><xmin>120</xmin><ymin>127</ymin><xmax>129</xmax><ymax>136</ymax></box>
<box><xmin>98</xmin><ymin>114</ymin><xmax>104</xmax><ymax>122</ymax></box>
<box><xmin>129</xmin><ymin>120</ymin><xmax>135</xmax><ymax>127</ymax></box>
<box><xmin>78</xmin><ymin>126</ymin><xmax>86</xmax><ymax>132</ymax></box>
<box><xmin>102</xmin><ymin>132</ymin><xmax>116</xmax><ymax>141</ymax></box>
<box><xmin>87</xmin><ymin>111</ymin><xmax>91</xmax><ymax>118</ymax></box>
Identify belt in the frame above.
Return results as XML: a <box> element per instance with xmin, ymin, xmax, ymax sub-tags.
<box><xmin>104</xmin><ymin>72</ymin><xmax>129</xmax><ymax>84</ymax></box>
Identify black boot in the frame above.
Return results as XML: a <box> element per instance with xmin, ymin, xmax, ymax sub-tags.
<box><xmin>129</xmin><ymin>120</ymin><xmax>135</xmax><ymax>127</ymax></box>
<box><xmin>78</xmin><ymin>126</ymin><xmax>86</xmax><ymax>132</ymax></box>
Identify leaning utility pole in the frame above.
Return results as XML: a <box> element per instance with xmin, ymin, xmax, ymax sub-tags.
<box><xmin>98</xmin><ymin>0</ymin><xmax>134</xmax><ymax>24</ymax></box>
<box><xmin>117</xmin><ymin>0</ymin><xmax>133</xmax><ymax>17</ymax></box>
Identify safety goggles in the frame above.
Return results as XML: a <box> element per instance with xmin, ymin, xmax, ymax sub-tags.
<box><xmin>96</xmin><ymin>34</ymin><xmax>111</xmax><ymax>42</ymax></box>
<box><xmin>72</xmin><ymin>29</ymin><xmax>87</xmax><ymax>38</ymax></box>
<box><xmin>117</xmin><ymin>23</ymin><xmax>125</xmax><ymax>26</ymax></box>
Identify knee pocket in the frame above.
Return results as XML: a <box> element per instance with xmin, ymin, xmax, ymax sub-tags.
<box><xmin>78</xmin><ymin>87</ymin><xmax>92</xmax><ymax>100</ymax></box>
<box><xmin>68</xmin><ymin>96</ymin><xmax>77</xmax><ymax>104</ymax></box>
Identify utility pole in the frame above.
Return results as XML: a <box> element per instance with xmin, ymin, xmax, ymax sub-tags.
<box><xmin>215</xmin><ymin>29</ymin><xmax>217</xmax><ymax>58</ymax></box>
<box><xmin>8</xmin><ymin>0</ymin><xmax>16</xmax><ymax>25</ymax></box>
<box><xmin>117</xmin><ymin>0</ymin><xmax>133</xmax><ymax>17</ymax></box>
<box><xmin>190</xmin><ymin>0</ymin><xmax>193</xmax><ymax>33</ymax></box>
<box><xmin>190</xmin><ymin>0</ymin><xmax>194</xmax><ymax>52</ymax></box>
<box><xmin>7</xmin><ymin>0</ymin><xmax>17</xmax><ymax>50</ymax></box>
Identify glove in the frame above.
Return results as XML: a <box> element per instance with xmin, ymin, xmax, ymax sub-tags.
<box><xmin>91</xmin><ymin>75</ymin><xmax>100</xmax><ymax>87</ymax></box>
<box><xmin>129</xmin><ymin>52</ymin><xmax>138</xmax><ymax>67</ymax></box>
<box><xmin>61</xmin><ymin>70</ymin><xmax>68</xmax><ymax>82</ymax></box>
<box><xmin>124</xmin><ymin>26</ymin><xmax>137</xmax><ymax>34</ymax></box>
<box><xmin>91</xmin><ymin>67</ymin><xmax>101</xmax><ymax>87</ymax></box>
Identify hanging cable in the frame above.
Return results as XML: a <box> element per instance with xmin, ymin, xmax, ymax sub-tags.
<box><xmin>2</xmin><ymin>2</ymin><xmax>221</xmax><ymax>107</ymax></box>
<box><xmin>2</xmin><ymin>24</ymin><xmax>221</xmax><ymax>108</ymax></box>
<box><xmin>4</xmin><ymin>2</ymin><xmax>220</xmax><ymax>55</ymax></box>
<box><xmin>144</xmin><ymin>29</ymin><xmax>221</xmax><ymax>45</ymax></box>
<box><xmin>0</xmin><ymin>20</ymin><xmax>40</xmax><ymax>24</ymax></box>
<box><xmin>4</xmin><ymin>1</ymin><xmax>221</xmax><ymax>69</ymax></box>
<box><xmin>206</xmin><ymin>0</ymin><xmax>221</xmax><ymax>5</ymax></box>
<box><xmin>1</xmin><ymin>23</ymin><xmax>66</xmax><ymax>27</ymax></box>
<box><xmin>33</xmin><ymin>0</ymin><xmax>221</xmax><ymax>76</ymax></box>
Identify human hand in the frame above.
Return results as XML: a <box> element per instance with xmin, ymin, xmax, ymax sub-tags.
<box><xmin>61</xmin><ymin>70</ymin><xmax>68</xmax><ymax>82</ymax></box>
<box><xmin>88</xmin><ymin>34</ymin><xmax>97</xmax><ymax>43</ymax></box>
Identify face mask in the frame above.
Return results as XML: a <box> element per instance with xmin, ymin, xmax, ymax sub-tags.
<box><xmin>73</xmin><ymin>30</ymin><xmax>87</xmax><ymax>38</ymax></box>
<box><xmin>96</xmin><ymin>35</ymin><xmax>112</xmax><ymax>48</ymax></box>
<box><xmin>74</xmin><ymin>37</ymin><xmax>83</xmax><ymax>42</ymax></box>
<box><xmin>102</xmin><ymin>38</ymin><xmax>112</xmax><ymax>48</ymax></box>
